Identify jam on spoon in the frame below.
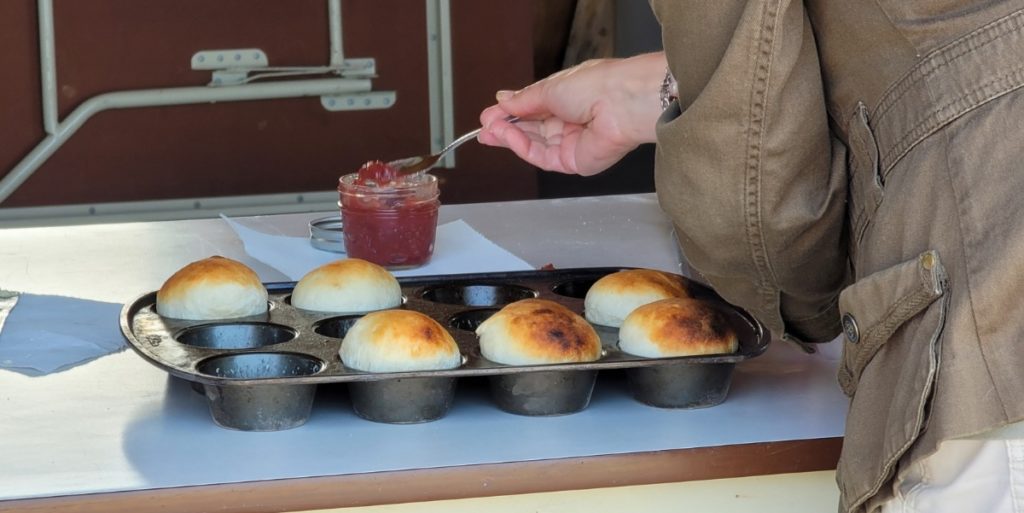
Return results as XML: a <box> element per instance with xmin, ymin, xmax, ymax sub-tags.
<box><xmin>355</xmin><ymin>160</ymin><xmax>401</xmax><ymax>186</ymax></box>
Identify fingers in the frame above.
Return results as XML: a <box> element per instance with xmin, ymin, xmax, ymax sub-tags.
<box><xmin>478</xmin><ymin>106</ymin><xmax>519</xmax><ymax>148</ymax></box>
<box><xmin>478</xmin><ymin>65</ymin><xmax>612</xmax><ymax>174</ymax></box>
<box><xmin>498</xmin><ymin>119</ymin><xmax>537</xmax><ymax>162</ymax></box>
<box><xmin>479</xmin><ymin>96</ymin><xmax>635</xmax><ymax>175</ymax></box>
<box><xmin>510</xmin><ymin>119</ymin><xmax>587</xmax><ymax>174</ymax></box>
<box><xmin>493</xmin><ymin>119</ymin><xmax>565</xmax><ymax>172</ymax></box>
<box><xmin>493</xmin><ymin>83</ymin><xmax>550</xmax><ymax>119</ymax></box>
<box><xmin>479</xmin><ymin>104</ymin><xmax>510</xmax><ymax>131</ymax></box>
<box><xmin>480</xmin><ymin>82</ymin><xmax>548</xmax><ymax>124</ymax></box>
<box><xmin>478</xmin><ymin>114</ymin><xmax>579</xmax><ymax>174</ymax></box>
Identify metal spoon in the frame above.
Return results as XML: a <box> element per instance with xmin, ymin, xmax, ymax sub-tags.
<box><xmin>389</xmin><ymin>116</ymin><xmax>519</xmax><ymax>175</ymax></box>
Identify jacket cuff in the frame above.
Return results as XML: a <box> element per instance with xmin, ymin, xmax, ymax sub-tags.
<box><xmin>780</xmin><ymin>296</ymin><xmax>842</xmax><ymax>351</ymax></box>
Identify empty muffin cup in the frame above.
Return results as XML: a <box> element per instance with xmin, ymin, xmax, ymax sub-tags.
<box><xmin>313</xmin><ymin>315</ymin><xmax>363</xmax><ymax>338</ymax></box>
<box><xmin>177</xmin><ymin>322</ymin><xmax>297</xmax><ymax>395</ymax></box>
<box><xmin>197</xmin><ymin>353</ymin><xmax>324</xmax><ymax>431</ymax></box>
<box><xmin>419</xmin><ymin>283</ymin><xmax>537</xmax><ymax>306</ymax></box>
<box><xmin>625</xmin><ymin>362</ymin><xmax>736</xmax><ymax>409</ymax></box>
<box><xmin>348</xmin><ymin>376</ymin><xmax>457</xmax><ymax>424</ymax></box>
<box><xmin>488</xmin><ymin>369</ymin><xmax>598</xmax><ymax>416</ymax></box>
<box><xmin>176</xmin><ymin>322</ymin><xmax>296</xmax><ymax>349</ymax></box>
<box><xmin>550</xmin><ymin>278</ymin><xmax>598</xmax><ymax>299</ymax></box>
<box><xmin>447</xmin><ymin>308</ymin><xmax>499</xmax><ymax>331</ymax></box>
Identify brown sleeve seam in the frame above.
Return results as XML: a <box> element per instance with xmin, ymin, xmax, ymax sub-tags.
<box><xmin>743</xmin><ymin>0</ymin><xmax>785</xmax><ymax>320</ymax></box>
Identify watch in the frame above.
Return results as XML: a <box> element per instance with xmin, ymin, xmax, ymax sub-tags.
<box><xmin>660</xmin><ymin>67</ymin><xmax>679</xmax><ymax>110</ymax></box>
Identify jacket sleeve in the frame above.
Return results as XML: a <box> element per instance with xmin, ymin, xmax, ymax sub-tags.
<box><xmin>650</xmin><ymin>0</ymin><xmax>849</xmax><ymax>343</ymax></box>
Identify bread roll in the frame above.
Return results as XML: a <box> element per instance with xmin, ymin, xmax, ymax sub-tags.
<box><xmin>156</xmin><ymin>256</ymin><xmax>268</xmax><ymax>320</ymax></box>
<box><xmin>584</xmin><ymin>269</ymin><xmax>688</xmax><ymax>327</ymax></box>
<box><xmin>340</xmin><ymin>310</ymin><xmax>461</xmax><ymax>372</ymax></box>
<box><xmin>619</xmin><ymin>298</ymin><xmax>738</xmax><ymax>358</ymax></box>
<box><xmin>291</xmin><ymin>258</ymin><xmax>402</xmax><ymax>313</ymax></box>
<box><xmin>476</xmin><ymin>299</ymin><xmax>601</xmax><ymax>365</ymax></box>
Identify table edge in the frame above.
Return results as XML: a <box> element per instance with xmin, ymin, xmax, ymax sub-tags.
<box><xmin>1</xmin><ymin>437</ymin><xmax>843</xmax><ymax>513</ymax></box>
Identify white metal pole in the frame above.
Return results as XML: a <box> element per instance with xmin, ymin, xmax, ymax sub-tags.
<box><xmin>425</xmin><ymin>0</ymin><xmax>455</xmax><ymax>167</ymax></box>
<box><xmin>0</xmin><ymin>78</ymin><xmax>371</xmax><ymax>204</ymax></box>
<box><xmin>38</xmin><ymin>0</ymin><xmax>59</xmax><ymax>135</ymax></box>
<box><xmin>438</xmin><ymin>0</ymin><xmax>454</xmax><ymax>168</ymax></box>
<box><xmin>328</xmin><ymin>0</ymin><xmax>344</xmax><ymax>67</ymax></box>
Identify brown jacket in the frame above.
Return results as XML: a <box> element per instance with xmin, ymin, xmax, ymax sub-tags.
<box><xmin>649</xmin><ymin>1</ymin><xmax>1024</xmax><ymax>511</ymax></box>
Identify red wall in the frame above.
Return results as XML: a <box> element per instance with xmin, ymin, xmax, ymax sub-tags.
<box><xmin>0</xmin><ymin>0</ymin><xmax>538</xmax><ymax>208</ymax></box>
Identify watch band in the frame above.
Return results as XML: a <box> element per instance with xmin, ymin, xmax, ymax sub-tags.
<box><xmin>660</xmin><ymin>67</ymin><xmax>679</xmax><ymax>110</ymax></box>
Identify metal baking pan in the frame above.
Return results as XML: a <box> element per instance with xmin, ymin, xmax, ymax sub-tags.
<box><xmin>121</xmin><ymin>268</ymin><xmax>770</xmax><ymax>430</ymax></box>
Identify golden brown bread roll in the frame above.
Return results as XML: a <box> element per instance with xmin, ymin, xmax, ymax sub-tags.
<box><xmin>619</xmin><ymin>298</ymin><xmax>738</xmax><ymax>358</ymax></box>
<box><xmin>584</xmin><ymin>269</ymin><xmax>689</xmax><ymax>327</ymax></box>
<box><xmin>476</xmin><ymin>299</ymin><xmax>602</xmax><ymax>365</ymax></box>
<box><xmin>156</xmin><ymin>256</ymin><xmax>268</xmax><ymax>320</ymax></box>
<box><xmin>291</xmin><ymin>258</ymin><xmax>402</xmax><ymax>313</ymax></box>
<box><xmin>340</xmin><ymin>310</ymin><xmax>461</xmax><ymax>372</ymax></box>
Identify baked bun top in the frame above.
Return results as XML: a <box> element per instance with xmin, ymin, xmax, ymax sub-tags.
<box><xmin>584</xmin><ymin>269</ymin><xmax>689</xmax><ymax>327</ymax></box>
<box><xmin>476</xmin><ymin>299</ymin><xmax>602</xmax><ymax>365</ymax></box>
<box><xmin>156</xmin><ymin>256</ymin><xmax>268</xmax><ymax>320</ymax></box>
<box><xmin>619</xmin><ymin>298</ymin><xmax>738</xmax><ymax>358</ymax></box>
<box><xmin>291</xmin><ymin>258</ymin><xmax>402</xmax><ymax>313</ymax></box>
<box><xmin>340</xmin><ymin>309</ymin><xmax>461</xmax><ymax>372</ymax></box>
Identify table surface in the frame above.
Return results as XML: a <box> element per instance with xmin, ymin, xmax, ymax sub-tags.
<box><xmin>0</xmin><ymin>193</ymin><xmax>846</xmax><ymax>510</ymax></box>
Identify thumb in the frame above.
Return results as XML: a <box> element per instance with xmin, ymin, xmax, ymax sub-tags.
<box><xmin>494</xmin><ymin>84</ymin><xmax>550</xmax><ymax>119</ymax></box>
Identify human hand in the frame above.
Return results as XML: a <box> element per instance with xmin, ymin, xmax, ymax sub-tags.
<box><xmin>478</xmin><ymin>52</ymin><xmax>666</xmax><ymax>175</ymax></box>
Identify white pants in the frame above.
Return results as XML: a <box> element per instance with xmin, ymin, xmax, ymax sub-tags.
<box><xmin>880</xmin><ymin>437</ymin><xmax>1024</xmax><ymax>513</ymax></box>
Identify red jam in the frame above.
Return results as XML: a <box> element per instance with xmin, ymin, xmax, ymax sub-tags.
<box><xmin>339</xmin><ymin>171</ymin><xmax>439</xmax><ymax>269</ymax></box>
<box><xmin>356</xmin><ymin>160</ymin><xmax>400</xmax><ymax>186</ymax></box>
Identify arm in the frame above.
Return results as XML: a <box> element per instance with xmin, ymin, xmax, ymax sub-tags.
<box><xmin>478</xmin><ymin>52</ymin><xmax>666</xmax><ymax>175</ymax></box>
<box><xmin>652</xmin><ymin>0</ymin><xmax>848</xmax><ymax>342</ymax></box>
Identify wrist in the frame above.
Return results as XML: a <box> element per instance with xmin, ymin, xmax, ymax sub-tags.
<box><xmin>611</xmin><ymin>51</ymin><xmax>667</xmax><ymax>145</ymax></box>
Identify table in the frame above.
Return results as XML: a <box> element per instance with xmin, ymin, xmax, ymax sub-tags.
<box><xmin>0</xmin><ymin>194</ymin><xmax>846</xmax><ymax>512</ymax></box>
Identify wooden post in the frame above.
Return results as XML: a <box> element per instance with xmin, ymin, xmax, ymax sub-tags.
<box><xmin>562</xmin><ymin>0</ymin><xmax>616</xmax><ymax>68</ymax></box>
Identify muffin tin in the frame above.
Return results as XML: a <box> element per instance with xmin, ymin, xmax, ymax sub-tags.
<box><xmin>120</xmin><ymin>267</ymin><xmax>770</xmax><ymax>431</ymax></box>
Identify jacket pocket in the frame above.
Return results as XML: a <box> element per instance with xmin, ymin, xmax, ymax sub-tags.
<box><xmin>846</xmin><ymin>102</ymin><xmax>884</xmax><ymax>263</ymax></box>
<box><xmin>837</xmin><ymin>251</ymin><xmax>948</xmax><ymax>396</ymax></box>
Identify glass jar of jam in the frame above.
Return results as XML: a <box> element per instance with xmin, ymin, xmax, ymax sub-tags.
<box><xmin>338</xmin><ymin>162</ymin><xmax>440</xmax><ymax>269</ymax></box>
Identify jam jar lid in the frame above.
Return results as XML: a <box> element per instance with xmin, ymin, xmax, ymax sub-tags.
<box><xmin>308</xmin><ymin>215</ymin><xmax>346</xmax><ymax>253</ymax></box>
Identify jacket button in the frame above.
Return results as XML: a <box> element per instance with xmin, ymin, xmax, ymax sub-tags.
<box><xmin>842</xmin><ymin>313</ymin><xmax>860</xmax><ymax>344</ymax></box>
<box><xmin>920</xmin><ymin>252</ymin><xmax>935</xmax><ymax>270</ymax></box>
